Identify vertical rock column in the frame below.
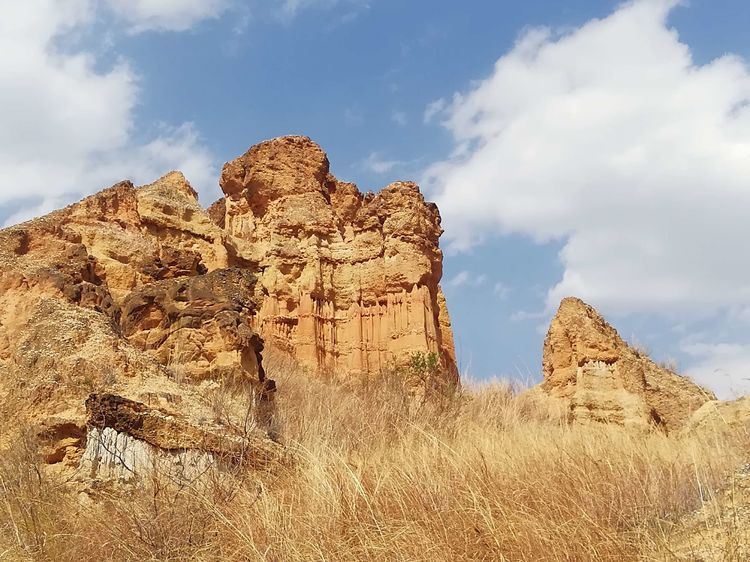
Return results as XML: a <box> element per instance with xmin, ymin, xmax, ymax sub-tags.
<box><xmin>217</xmin><ymin>135</ymin><xmax>459</xmax><ymax>383</ymax></box>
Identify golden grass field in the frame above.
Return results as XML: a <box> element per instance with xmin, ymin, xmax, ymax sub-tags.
<box><xmin>2</xmin><ymin>355</ymin><xmax>749</xmax><ymax>561</ymax></box>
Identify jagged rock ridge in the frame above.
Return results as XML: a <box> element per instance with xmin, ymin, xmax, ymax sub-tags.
<box><xmin>539</xmin><ymin>297</ymin><xmax>715</xmax><ymax>432</ymax></box>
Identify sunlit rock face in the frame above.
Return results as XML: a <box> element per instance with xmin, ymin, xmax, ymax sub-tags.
<box><xmin>216</xmin><ymin>136</ymin><xmax>458</xmax><ymax>381</ymax></box>
<box><xmin>0</xmin><ymin>135</ymin><xmax>457</xmax><ymax>481</ymax></box>
<box><xmin>81</xmin><ymin>427</ymin><xmax>217</xmax><ymax>483</ymax></box>
<box><xmin>539</xmin><ymin>297</ymin><xmax>715</xmax><ymax>432</ymax></box>
<box><xmin>0</xmin><ymin>172</ymin><xmax>273</xmax><ymax>475</ymax></box>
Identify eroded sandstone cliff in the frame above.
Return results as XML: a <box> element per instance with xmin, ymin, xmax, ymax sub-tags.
<box><xmin>0</xmin><ymin>172</ymin><xmax>274</xmax><ymax>479</ymax></box>
<box><xmin>0</xmin><ymin>135</ymin><xmax>457</xmax><ymax>480</ymax></box>
<box><xmin>216</xmin><ymin>136</ymin><xmax>458</xmax><ymax>381</ymax></box>
<box><xmin>538</xmin><ymin>297</ymin><xmax>715</xmax><ymax>432</ymax></box>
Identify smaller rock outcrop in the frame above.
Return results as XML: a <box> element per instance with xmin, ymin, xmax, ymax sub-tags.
<box><xmin>683</xmin><ymin>395</ymin><xmax>750</xmax><ymax>434</ymax></box>
<box><xmin>81</xmin><ymin>394</ymin><xmax>281</xmax><ymax>482</ymax></box>
<box><xmin>540</xmin><ymin>297</ymin><xmax>715</xmax><ymax>432</ymax></box>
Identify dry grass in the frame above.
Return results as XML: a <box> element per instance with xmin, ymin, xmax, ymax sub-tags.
<box><xmin>1</xmin><ymin>356</ymin><xmax>749</xmax><ymax>561</ymax></box>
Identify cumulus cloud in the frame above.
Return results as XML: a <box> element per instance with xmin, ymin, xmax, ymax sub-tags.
<box><xmin>0</xmin><ymin>0</ymin><xmax>218</xmax><ymax>224</ymax></box>
<box><xmin>423</xmin><ymin>0</ymin><xmax>750</xmax><ymax>318</ymax></box>
<box><xmin>105</xmin><ymin>0</ymin><xmax>230</xmax><ymax>33</ymax></box>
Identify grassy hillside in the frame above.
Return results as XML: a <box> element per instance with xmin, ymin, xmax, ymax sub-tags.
<box><xmin>1</xmin><ymin>355</ymin><xmax>748</xmax><ymax>561</ymax></box>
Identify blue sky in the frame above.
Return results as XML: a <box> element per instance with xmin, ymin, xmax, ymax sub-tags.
<box><xmin>2</xmin><ymin>0</ymin><xmax>750</xmax><ymax>397</ymax></box>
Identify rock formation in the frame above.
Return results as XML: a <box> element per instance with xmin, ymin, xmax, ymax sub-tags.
<box><xmin>215</xmin><ymin>136</ymin><xmax>458</xmax><ymax>381</ymax></box>
<box><xmin>0</xmin><ymin>171</ymin><xmax>273</xmax><ymax>479</ymax></box>
<box><xmin>539</xmin><ymin>297</ymin><xmax>715</xmax><ymax>432</ymax></box>
<box><xmin>120</xmin><ymin>268</ymin><xmax>268</xmax><ymax>385</ymax></box>
<box><xmin>666</xmin><ymin>465</ymin><xmax>750</xmax><ymax>561</ymax></box>
<box><xmin>683</xmin><ymin>395</ymin><xmax>750</xmax><ymax>434</ymax></box>
<box><xmin>81</xmin><ymin>394</ymin><xmax>281</xmax><ymax>482</ymax></box>
<box><xmin>0</xmin><ymin>135</ymin><xmax>457</xmax><ymax>479</ymax></box>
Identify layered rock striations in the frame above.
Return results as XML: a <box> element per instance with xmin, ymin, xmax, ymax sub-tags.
<box><xmin>216</xmin><ymin>136</ymin><xmax>458</xmax><ymax>381</ymax></box>
<box><xmin>539</xmin><ymin>297</ymin><xmax>715</xmax><ymax>432</ymax></box>
<box><xmin>81</xmin><ymin>394</ymin><xmax>281</xmax><ymax>482</ymax></box>
<box><xmin>683</xmin><ymin>395</ymin><xmax>750</xmax><ymax>434</ymax></box>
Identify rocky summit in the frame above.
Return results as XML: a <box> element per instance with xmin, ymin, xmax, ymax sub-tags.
<box><xmin>538</xmin><ymin>297</ymin><xmax>716</xmax><ymax>432</ymax></box>
<box><xmin>217</xmin><ymin>136</ymin><xmax>458</xmax><ymax>381</ymax></box>
<box><xmin>0</xmin><ymin>135</ymin><xmax>456</xmax><ymax>481</ymax></box>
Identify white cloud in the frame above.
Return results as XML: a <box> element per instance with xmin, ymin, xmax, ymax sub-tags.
<box><xmin>423</xmin><ymin>98</ymin><xmax>446</xmax><ymax>123</ymax></box>
<box><xmin>0</xmin><ymin>0</ymin><xmax>381</xmax><ymax>225</ymax></box>
<box><xmin>493</xmin><ymin>281</ymin><xmax>510</xmax><ymax>299</ymax></box>
<box><xmin>509</xmin><ymin>310</ymin><xmax>547</xmax><ymax>322</ymax></box>
<box><xmin>105</xmin><ymin>0</ymin><xmax>230</xmax><ymax>33</ymax></box>
<box><xmin>279</xmin><ymin>0</ymin><xmax>370</xmax><ymax>20</ymax></box>
<box><xmin>682</xmin><ymin>342</ymin><xmax>750</xmax><ymax>400</ymax></box>
<box><xmin>0</xmin><ymin>0</ymin><xmax>218</xmax><ymax>224</ymax></box>
<box><xmin>447</xmin><ymin>270</ymin><xmax>488</xmax><ymax>289</ymax></box>
<box><xmin>363</xmin><ymin>152</ymin><xmax>405</xmax><ymax>174</ymax></box>
<box><xmin>344</xmin><ymin>107</ymin><xmax>365</xmax><ymax>126</ymax></box>
<box><xmin>106</xmin><ymin>0</ymin><xmax>370</xmax><ymax>34</ymax></box>
<box><xmin>423</xmin><ymin>0</ymin><xmax>750</xmax><ymax>319</ymax></box>
<box><xmin>391</xmin><ymin>111</ymin><xmax>407</xmax><ymax>126</ymax></box>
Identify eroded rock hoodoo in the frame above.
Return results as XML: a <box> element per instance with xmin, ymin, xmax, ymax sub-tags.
<box><xmin>539</xmin><ymin>297</ymin><xmax>715</xmax><ymax>432</ymax></box>
<box><xmin>216</xmin><ymin>136</ymin><xmax>458</xmax><ymax>381</ymax></box>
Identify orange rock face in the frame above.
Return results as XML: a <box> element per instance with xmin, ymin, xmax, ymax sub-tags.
<box><xmin>0</xmin><ymin>135</ymin><xmax>458</xmax><ymax>477</ymax></box>
<box><xmin>216</xmin><ymin>136</ymin><xmax>458</xmax><ymax>381</ymax></box>
<box><xmin>540</xmin><ymin>297</ymin><xmax>715</xmax><ymax>432</ymax></box>
<box><xmin>0</xmin><ymin>172</ymin><xmax>273</xmax><ymax>475</ymax></box>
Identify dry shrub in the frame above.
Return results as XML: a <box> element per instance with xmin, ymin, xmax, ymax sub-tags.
<box><xmin>1</xmin><ymin>356</ymin><xmax>749</xmax><ymax>561</ymax></box>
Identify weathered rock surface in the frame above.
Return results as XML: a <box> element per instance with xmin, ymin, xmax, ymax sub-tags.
<box><xmin>0</xmin><ymin>135</ymin><xmax>457</xmax><ymax>479</ymax></box>
<box><xmin>81</xmin><ymin>394</ymin><xmax>282</xmax><ymax>482</ymax></box>
<box><xmin>120</xmin><ymin>268</ymin><xmax>268</xmax><ymax>385</ymax></box>
<box><xmin>684</xmin><ymin>395</ymin><xmax>750</xmax><ymax>434</ymax></box>
<box><xmin>0</xmin><ymin>172</ymin><xmax>273</xmax><ymax>478</ymax></box>
<box><xmin>216</xmin><ymin>136</ymin><xmax>458</xmax><ymax>381</ymax></box>
<box><xmin>539</xmin><ymin>297</ymin><xmax>715</xmax><ymax>432</ymax></box>
<box><xmin>82</xmin><ymin>426</ymin><xmax>217</xmax><ymax>483</ymax></box>
<box><xmin>666</xmin><ymin>465</ymin><xmax>750</xmax><ymax>561</ymax></box>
